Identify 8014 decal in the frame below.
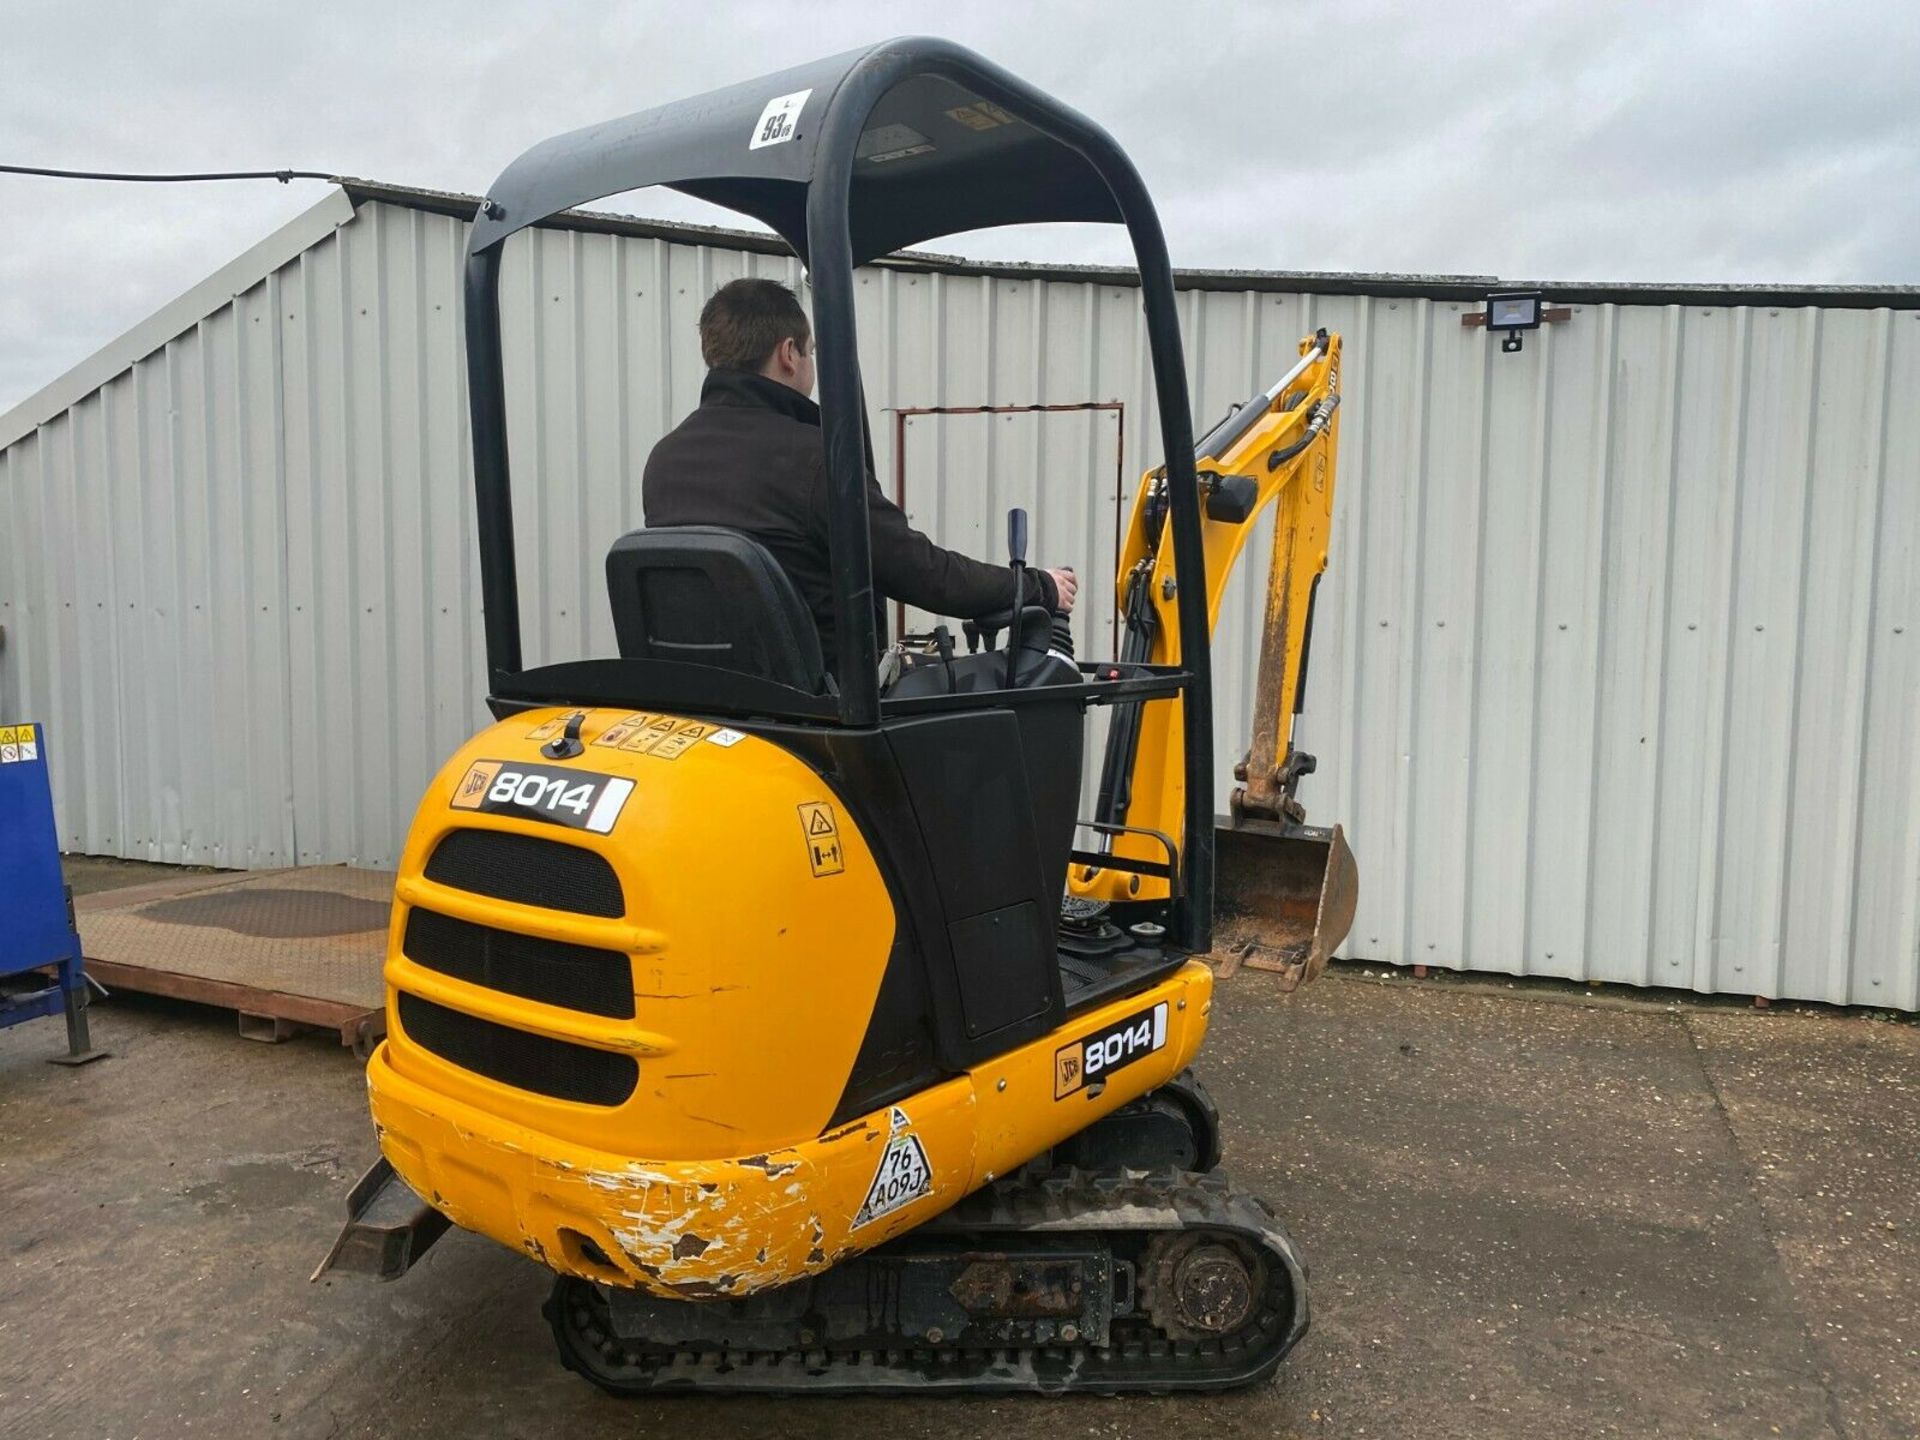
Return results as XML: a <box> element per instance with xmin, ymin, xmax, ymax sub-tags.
<box><xmin>449</xmin><ymin>759</ymin><xmax>634</xmax><ymax>834</ymax></box>
<box><xmin>1053</xmin><ymin>1001</ymin><xmax>1170</xmax><ymax>1100</ymax></box>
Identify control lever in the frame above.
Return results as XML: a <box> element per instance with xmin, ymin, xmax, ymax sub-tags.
<box><xmin>1005</xmin><ymin>507</ymin><xmax>1028</xmax><ymax>688</ymax></box>
<box><xmin>932</xmin><ymin>623</ymin><xmax>957</xmax><ymax>691</ymax></box>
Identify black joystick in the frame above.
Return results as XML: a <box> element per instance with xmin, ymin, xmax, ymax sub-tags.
<box><xmin>1005</xmin><ymin>507</ymin><xmax>1028</xmax><ymax>688</ymax></box>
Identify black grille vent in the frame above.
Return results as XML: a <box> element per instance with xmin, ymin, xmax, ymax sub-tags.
<box><xmin>403</xmin><ymin>908</ymin><xmax>634</xmax><ymax>1019</ymax></box>
<box><xmin>424</xmin><ymin>829</ymin><xmax>623</xmax><ymax>917</ymax></box>
<box><xmin>397</xmin><ymin>992</ymin><xmax>638</xmax><ymax>1106</ymax></box>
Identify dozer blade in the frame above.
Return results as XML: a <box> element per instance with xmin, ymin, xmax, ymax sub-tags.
<box><xmin>310</xmin><ymin>1156</ymin><xmax>450</xmax><ymax>1283</ymax></box>
<box><xmin>1212</xmin><ymin>821</ymin><xmax>1358</xmax><ymax>991</ymax></box>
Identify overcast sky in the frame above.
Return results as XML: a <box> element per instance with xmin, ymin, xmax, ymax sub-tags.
<box><xmin>3</xmin><ymin>0</ymin><xmax>1915</xmax><ymax>414</ymax></box>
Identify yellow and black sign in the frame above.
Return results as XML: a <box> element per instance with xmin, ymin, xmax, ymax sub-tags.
<box><xmin>450</xmin><ymin>759</ymin><xmax>503</xmax><ymax>809</ymax></box>
<box><xmin>796</xmin><ymin>800</ymin><xmax>844</xmax><ymax>878</ymax></box>
<box><xmin>0</xmin><ymin>723</ymin><xmax>32</xmax><ymax>764</ymax></box>
<box><xmin>592</xmin><ymin>713</ymin><xmax>653</xmax><ymax>748</ymax></box>
<box><xmin>1053</xmin><ymin>1041</ymin><xmax>1086</xmax><ymax>1100</ymax></box>
<box><xmin>524</xmin><ymin>711</ymin><xmax>584</xmax><ymax>743</ymax></box>
<box><xmin>651</xmin><ymin>721</ymin><xmax>712</xmax><ymax>760</ymax></box>
<box><xmin>946</xmin><ymin>100</ymin><xmax>1015</xmax><ymax>131</ymax></box>
<box><xmin>621</xmin><ymin>715</ymin><xmax>681</xmax><ymax>755</ymax></box>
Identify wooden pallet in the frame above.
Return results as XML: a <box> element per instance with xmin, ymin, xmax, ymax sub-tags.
<box><xmin>76</xmin><ymin>867</ymin><xmax>388</xmax><ymax>1053</ymax></box>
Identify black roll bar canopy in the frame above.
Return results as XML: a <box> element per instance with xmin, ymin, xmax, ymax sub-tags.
<box><xmin>462</xmin><ymin>37</ymin><xmax>1215</xmax><ymax>948</ymax></box>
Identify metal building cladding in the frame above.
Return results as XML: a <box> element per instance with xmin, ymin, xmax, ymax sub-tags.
<box><xmin>2</xmin><ymin>181</ymin><xmax>1916</xmax><ymax>1006</ymax></box>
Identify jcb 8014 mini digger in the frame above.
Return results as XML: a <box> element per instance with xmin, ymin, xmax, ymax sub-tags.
<box><xmin>318</xmin><ymin>37</ymin><xmax>1356</xmax><ymax>1395</ymax></box>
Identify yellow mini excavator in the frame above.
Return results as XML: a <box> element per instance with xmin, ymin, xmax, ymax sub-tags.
<box><xmin>317</xmin><ymin>38</ymin><xmax>1356</xmax><ymax>1395</ymax></box>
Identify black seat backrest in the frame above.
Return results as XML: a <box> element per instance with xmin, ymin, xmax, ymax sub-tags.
<box><xmin>605</xmin><ymin>526</ymin><xmax>829</xmax><ymax>694</ymax></box>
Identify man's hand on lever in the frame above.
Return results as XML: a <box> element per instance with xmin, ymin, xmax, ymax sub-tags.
<box><xmin>1048</xmin><ymin>566</ymin><xmax>1078</xmax><ymax>614</ymax></box>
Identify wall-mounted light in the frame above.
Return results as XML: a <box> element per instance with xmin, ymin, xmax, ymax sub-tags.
<box><xmin>1485</xmin><ymin>291</ymin><xmax>1543</xmax><ymax>353</ymax></box>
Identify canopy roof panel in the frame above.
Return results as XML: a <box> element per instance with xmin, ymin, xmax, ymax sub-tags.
<box><xmin>468</xmin><ymin>38</ymin><xmax>1124</xmax><ymax>265</ymax></box>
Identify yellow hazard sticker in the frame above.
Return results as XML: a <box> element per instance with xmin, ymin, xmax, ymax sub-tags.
<box><xmin>796</xmin><ymin>801</ymin><xmax>845</xmax><ymax>877</ymax></box>
<box><xmin>449</xmin><ymin>760</ymin><xmax>503</xmax><ymax>809</ymax></box>
<box><xmin>650</xmin><ymin>721</ymin><xmax>712</xmax><ymax>760</ymax></box>
<box><xmin>525</xmin><ymin>711</ymin><xmax>584</xmax><ymax>742</ymax></box>
<box><xmin>621</xmin><ymin>715</ymin><xmax>681</xmax><ymax>754</ymax></box>
<box><xmin>592</xmin><ymin>713</ymin><xmax>653</xmax><ymax>748</ymax></box>
<box><xmin>946</xmin><ymin>101</ymin><xmax>1015</xmax><ymax>131</ymax></box>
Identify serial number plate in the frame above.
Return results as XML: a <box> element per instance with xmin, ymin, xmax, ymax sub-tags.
<box><xmin>449</xmin><ymin>760</ymin><xmax>634</xmax><ymax>834</ymax></box>
<box><xmin>1054</xmin><ymin>1001</ymin><xmax>1169</xmax><ymax>1099</ymax></box>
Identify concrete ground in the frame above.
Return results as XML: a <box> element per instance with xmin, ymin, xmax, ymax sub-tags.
<box><xmin>2</xmin><ymin>872</ymin><xmax>1915</xmax><ymax>1438</ymax></box>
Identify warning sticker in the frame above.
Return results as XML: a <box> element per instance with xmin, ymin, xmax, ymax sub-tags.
<box><xmin>796</xmin><ymin>801</ymin><xmax>844</xmax><ymax>877</ymax></box>
<box><xmin>852</xmin><ymin>1131</ymin><xmax>933</xmax><ymax>1229</ymax></box>
<box><xmin>946</xmin><ymin>100</ymin><xmax>1016</xmax><ymax>131</ymax></box>
<box><xmin>525</xmin><ymin>711</ymin><xmax>584</xmax><ymax>743</ymax></box>
<box><xmin>706</xmin><ymin>728</ymin><xmax>746</xmax><ymax>748</ymax></box>
<box><xmin>0</xmin><ymin>724</ymin><xmax>22</xmax><ymax>763</ymax></box>
<box><xmin>0</xmin><ymin>743</ymin><xmax>16</xmax><ymax>765</ymax></box>
<box><xmin>19</xmin><ymin>739</ymin><xmax>37</xmax><ymax>762</ymax></box>
<box><xmin>650</xmin><ymin>721</ymin><xmax>712</xmax><ymax>761</ymax></box>
<box><xmin>749</xmin><ymin>88</ymin><xmax>811</xmax><ymax>149</ymax></box>
<box><xmin>856</xmin><ymin>123</ymin><xmax>934</xmax><ymax>165</ymax></box>
<box><xmin>620</xmin><ymin>715</ymin><xmax>681</xmax><ymax>755</ymax></box>
<box><xmin>592</xmin><ymin>713</ymin><xmax>653</xmax><ymax>748</ymax></box>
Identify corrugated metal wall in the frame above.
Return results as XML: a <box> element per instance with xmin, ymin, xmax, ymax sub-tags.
<box><xmin>3</xmin><ymin>193</ymin><xmax>1916</xmax><ymax>1005</ymax></box>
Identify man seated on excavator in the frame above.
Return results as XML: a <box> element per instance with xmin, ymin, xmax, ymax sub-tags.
<box><xmin>643</xmin><ymin>278</ymin><xmax>1077</xmax><ymax>671</ymax></box>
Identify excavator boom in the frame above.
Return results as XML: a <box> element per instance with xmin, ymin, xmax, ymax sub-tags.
<box><xmin>1078</xmin><ymin>330</ymin><xmax>1357</xmax><ymax>986</ymax></box>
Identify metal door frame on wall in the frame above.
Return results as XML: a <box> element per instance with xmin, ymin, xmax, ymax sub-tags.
<box><xmin>889</xmin><ymin>400</ymin><xmax>1128</xmax><ymax>655</ymax></box>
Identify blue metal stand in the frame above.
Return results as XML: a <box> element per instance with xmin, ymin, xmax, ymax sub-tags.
<box><xmin>0</xmin><ymin>723</ymin><xmax>106</xmax><ymax>1063</ymax></box>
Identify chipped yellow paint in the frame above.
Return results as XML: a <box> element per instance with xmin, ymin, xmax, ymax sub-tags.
<box><xmin>369</xmin><ymin>960</ymin><xmax>1211</xmax><ymax>1298</ymax></box>
<box><xmin>366</xmin><ymin>703</ymin><xmax>1214</xmax><ymax>1300</ymax></box>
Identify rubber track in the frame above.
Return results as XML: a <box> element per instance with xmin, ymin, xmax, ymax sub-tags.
<box><xmin>547</xmin><ymin>1168</ymin><xmax>1310</xmax><ymax>1395</ymax></box>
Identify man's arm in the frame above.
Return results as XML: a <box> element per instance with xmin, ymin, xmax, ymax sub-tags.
<box><xmin>859</xmin><ymin>474</ymin><xmax>1061</xmax><ymax>618</ymax></box>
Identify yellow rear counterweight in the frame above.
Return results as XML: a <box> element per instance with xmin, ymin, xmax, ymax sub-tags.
<box><xmin>369</xmin><ymin>707</ymin><xmax>1212</xmax><ymax>1299</ymax></box>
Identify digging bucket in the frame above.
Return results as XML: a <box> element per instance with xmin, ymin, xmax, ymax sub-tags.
<box><xmin>1212</xmin><ymin>821</ymin><xmax>1358</xmax><ymax>992</ymax></box>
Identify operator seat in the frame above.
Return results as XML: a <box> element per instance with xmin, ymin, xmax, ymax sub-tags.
<box><xmin>606</xmin><ymin>526</ymin><xmax>830</xmax><ymax>694</ymax></box>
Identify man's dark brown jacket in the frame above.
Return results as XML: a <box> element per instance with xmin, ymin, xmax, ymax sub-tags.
<box><xmin>642</xmin><ymin>368</ymin><xmax>1057</xmax><ymax>670</ymax></box>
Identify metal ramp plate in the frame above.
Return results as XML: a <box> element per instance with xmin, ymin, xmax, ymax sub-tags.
<box><xmin>76</xmin><ymin>867</ymin><xmax>390</xmax><ymax>1048</ymax></box>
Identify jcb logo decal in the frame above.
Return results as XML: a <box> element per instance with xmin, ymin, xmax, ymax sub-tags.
<box><xmin>450</xmin><ymin>761</ymin><xmax>502</xmax><ymax>808</ymax></box>
<box><xmin>1054</xmin><ymin>1042</ymin><xmax>1085</xmax><ymax>1100</ymax></box>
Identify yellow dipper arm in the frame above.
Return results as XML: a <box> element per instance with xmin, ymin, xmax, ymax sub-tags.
<box><xmin>1075</xmin><ymin>330</ymin><xmax>1343</xmax><ymax>902</ymax></box>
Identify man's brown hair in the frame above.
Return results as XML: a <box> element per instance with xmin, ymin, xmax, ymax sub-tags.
<box><xmin>699</xmin><ymin>277</ymin><xmax>811</xmax><ymax>371</ymax></box>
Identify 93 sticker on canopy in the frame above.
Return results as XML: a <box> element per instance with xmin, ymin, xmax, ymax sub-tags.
<box><xmin>1053</xmin><ymin>1001</ymin><xmax>1169</xmax><ymax>1100</ymax></box>
<box><xmin>749</xmin><ymin>88</ymin><xmax>811</xmax><ymax>149</ymax></box>
<box><xmin>449</xmin><ymin>759</ymin><xmax>634</xmax><ymax>834</ymax></box>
